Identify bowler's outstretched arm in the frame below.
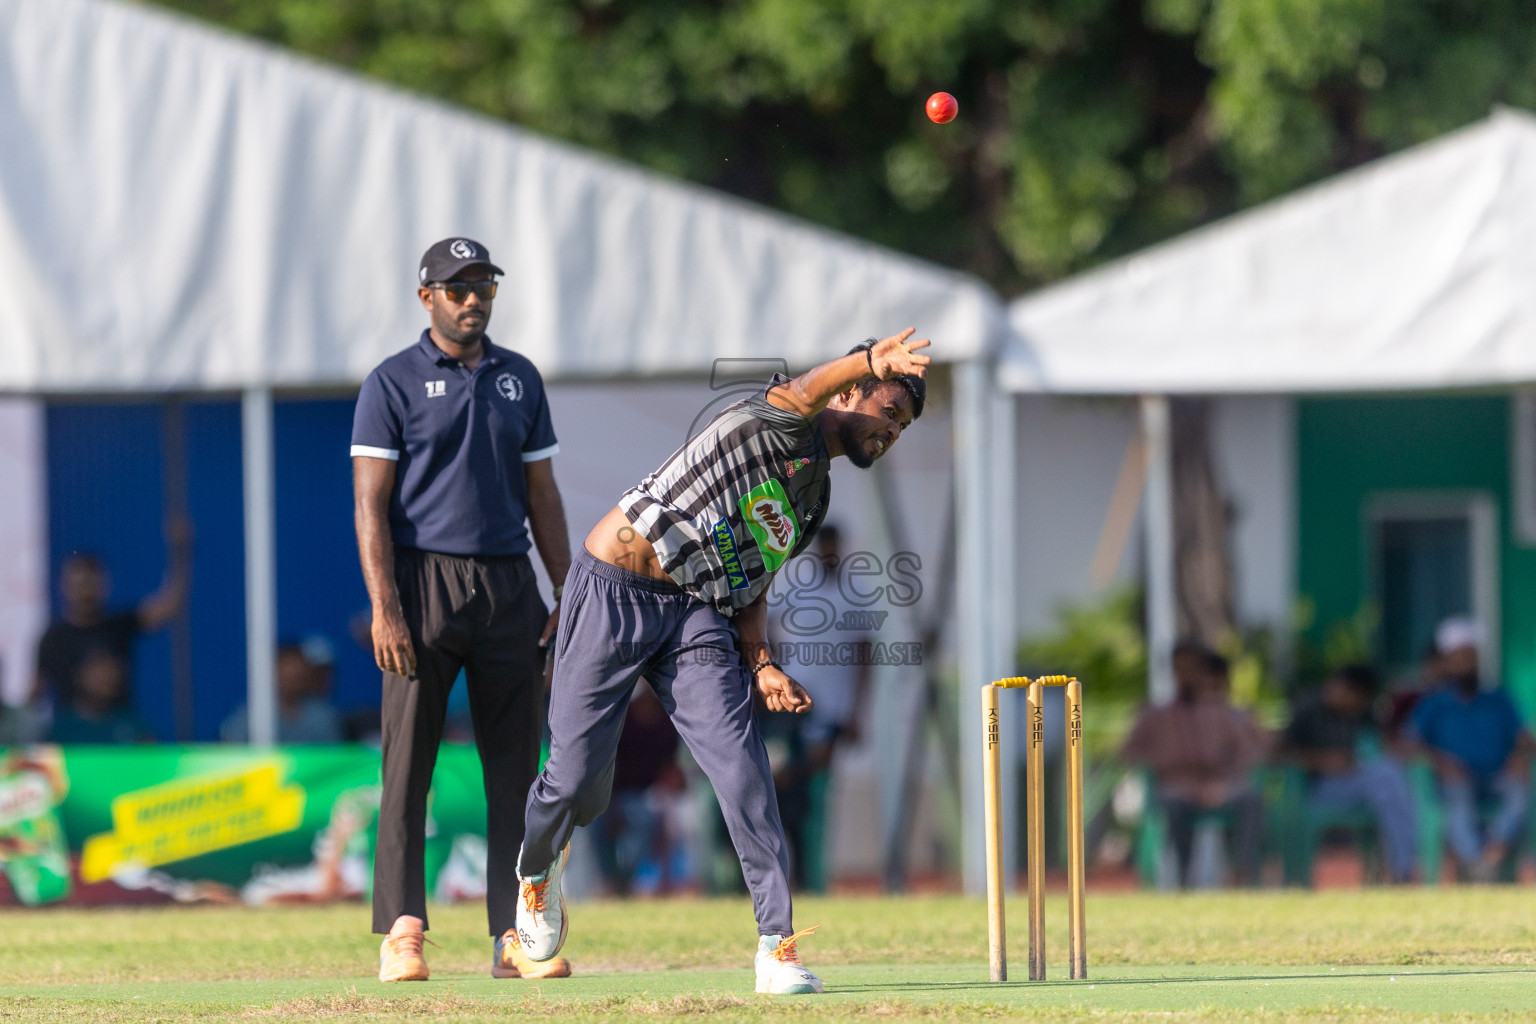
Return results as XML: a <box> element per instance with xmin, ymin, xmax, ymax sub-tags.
<box><xmin>765</xmin><ymin>327</ymin><xmax>931</xmax><ymax>418</ymax></box>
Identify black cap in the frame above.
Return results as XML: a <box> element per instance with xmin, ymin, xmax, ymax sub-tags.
<box><xmin>418</xmin><ymin>237</ymin><xmax>504</xmax><ymax>285</ymax></box>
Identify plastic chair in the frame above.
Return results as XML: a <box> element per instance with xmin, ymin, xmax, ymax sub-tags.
<box><xmin>1134</xmin><ymin>769</ymin><xmax>1261</xmax><ymax>888</ymax></box>
<box><xmin>1408</xmin><ymin>758</ymin><xmax>1536</xmax><ymax>883</ymax></box>
<box><xmin>1275</xmin><ymin>764</ymin><xmax>1383</xmax><ymax>886</ymax></box>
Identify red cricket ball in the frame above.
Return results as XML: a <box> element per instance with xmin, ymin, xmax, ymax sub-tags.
<box><xmin>926</xmin><ymin>92</ymin><xmax>958</xmax><ymax>124</ymax></box>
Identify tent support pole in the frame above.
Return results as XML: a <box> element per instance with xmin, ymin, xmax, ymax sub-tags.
<box><xmin>1140</xmin><ymin>394</ymin><xmax>1176</xmax><ymax>705</ymax></box>
<box><xmin>957</xmin><ymin>359</ymin><xmax>1007</xmax><ymax>894</ymax></box>
<box><xmin>989</xmin><ymin>381</ymin><xmax>1017</xmax><ymax>881</ymax></box>
<box><xmin>242</xmin><ymin>386</ymin><xmax>278</xmax><ymax>747</ymax></box>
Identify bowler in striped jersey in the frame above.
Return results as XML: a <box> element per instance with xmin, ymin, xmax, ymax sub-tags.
<box><xmin>514</xmin><ymin>328</ymin><xmax>930</xmax><ymax>994</ymax></box>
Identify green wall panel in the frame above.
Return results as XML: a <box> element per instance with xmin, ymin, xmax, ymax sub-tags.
<box><xmin>1296</xmin><ymin>394</ymin><xmax>1536</xmax><ymax>718</ymax></box>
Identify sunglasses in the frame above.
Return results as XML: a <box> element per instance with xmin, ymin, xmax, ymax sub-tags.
<box><xmin>428</xmin><ymin>280</ymin><xmax>498</xmax><ymax>302</ymax></box>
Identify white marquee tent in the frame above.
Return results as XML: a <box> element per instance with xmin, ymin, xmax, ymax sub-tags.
<box><xmin>0</xmin><ymin>0</ymin><xmax>1021</xmax><ymax>889</ymax></box>
<box><xmin>0</xmin><ymin>0</ymin><xmax>1003</xmax><ymax>388</ymax></box>
<box><xmin>1006</xmin><ymin>108</ymin><xmax>1536</xmax><ymax>395</ymax></box>
<box><xmin>1005</xmin><ymin>107</ymin><xmax>1536</xmax><ymax>716</ymax></box>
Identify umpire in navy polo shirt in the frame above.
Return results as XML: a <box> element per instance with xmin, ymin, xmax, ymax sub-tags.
<box><xmin>352</xmin><ymin>237</ymin><xmax>573</xmax><ymax>982</ymax></box>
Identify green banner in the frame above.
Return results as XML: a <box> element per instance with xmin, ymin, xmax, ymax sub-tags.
<box><xmin>0</xmin><ymin>744</ymin><xmax>492</xmax><ymax>904</ymax></box>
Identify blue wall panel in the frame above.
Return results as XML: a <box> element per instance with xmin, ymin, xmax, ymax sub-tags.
<box><xmin>184</xmin><ymin>400</ymin><xmax>248</xmax><ymax>740</ymax></box>
<box><xmin>273</xmin><ymin>397</ymin><xmax>376</xmax><ymax>713</ymax></box>
<box><xmin>47</xmin><ymin>395</ymin><xmax>377</xmax><ymax>741</ymax></box>
<box><xmin>44</xmin><ymin>403</ymin><xmax>173</xmax><ymax>738</ymax></box>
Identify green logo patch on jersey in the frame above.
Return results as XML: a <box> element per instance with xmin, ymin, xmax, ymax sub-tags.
<box><xmin>738</xmin><ymin>478</ymin><xmax>799</xmax><ymax>573</ymax></box>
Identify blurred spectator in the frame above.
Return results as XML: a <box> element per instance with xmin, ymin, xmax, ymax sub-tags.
<box><xmin>342</xmin><ymin>610</ymin><xmax>385</xmax><ymax>742</ymax></box>
<box><xmin>773</xmin><ymin>525</ymin><xmax>871</xmax><ymax>892</ymax></box>
<box><xmin>33</xmin><ymin>520</ymin><xmax>192</xmax><ymax>713</ymax></box>
<box><xmin>760</xmin><ymin>703</ymin><xmax>816</xmax><ymax>891</ymax></box>
<box><xmin>792</xmin><ymin>527</ymin><xmax>872</xmax><ymax>747</ymax></box>
<box><xmin>1280</xmin><ymin>664</ymin><xmax>1417</xmax><ymax>882</ymax></box>
<box><xmin>0</xmin><ymin>703</ymin><xmax>43</xmax><ymax>746</ymax></box>
<box><xmin>592</xmin><ymin>683</ymin><xmax>687</xmax><ymax>895</ymax></box>
<box><xmin>48</xmin><ymin>651</ymin><xmax>153</xmax><ymax>744</ymax></box>
<box><xmin>1408</xmin><ymin>618</ymin><xmax>1534</xmax><ymax>881</ymax></box>
<box><xmin>222</xmin><ymin>641</ymin><xmax>343</xmax><ymax>744</ymax></box>
<box><xmin>0</xmin><ymin>657</ymin><xmax>43</xmax><ymax>745</ymax></box>
<box><xmin>1121</xmin><ymin>642</ymin><xmax>1269</xmax><ymax>887</ymax></box>
<box><xmin>341</xmin><ymin>707</ymin><xmax>384</xmax><ymax>745</ymax></box>
<box><xmin>0</xmin><ymin>704</ymin><xmax>21</xmax><ymax>746</ymax></box>
<box><xmin>1385</xmin><ymin>641</ymin><xmax>1440</xmax><ymax>744</ymax></box>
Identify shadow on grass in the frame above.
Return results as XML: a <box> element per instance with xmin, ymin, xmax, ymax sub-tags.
<box><xmin>831</xmin><ymin>968</ymin><xmax>1530</xmax><ymax>995</ymax></box>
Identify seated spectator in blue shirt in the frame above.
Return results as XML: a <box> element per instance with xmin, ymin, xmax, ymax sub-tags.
<box><xmin>1281</xmin><ymin>664</ymin><xmax>1417</xmax><ymax>882</ymax></box>
<box><xmin>49</xmin><ymin>650</ymin><xmax>154</xmax><ymax>744</ymax></box>
<box><xmin>222</xmin><ymin>640</ymin><xmax>342</xmax><ymax>744</ymax></box>
<box><xmin>1409</xmin><ymin>618</ymin><xmax>1534</xmax><ymax>881</ymax></box>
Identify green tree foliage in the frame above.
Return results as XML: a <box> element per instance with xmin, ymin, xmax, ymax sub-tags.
<box><xmin>146</xmin><ymin>0</ymin><xmax>1536</xmax><ymax>290</ymax></box>
<box><xmin>1019</xmin><ymin>586</ymin><xmax>1148</xmax><ymax>704</ymax></box>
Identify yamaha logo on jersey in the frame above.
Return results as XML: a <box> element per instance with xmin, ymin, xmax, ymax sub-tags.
<box><xmin>495</xmin><ymin>372</ymin><xmax>524</xmax><ymax>402</ymax></box>
<box><xmin>449</xmin><ymin>239</ymin><xmax>478</xmax><ymax>260</ymax></box>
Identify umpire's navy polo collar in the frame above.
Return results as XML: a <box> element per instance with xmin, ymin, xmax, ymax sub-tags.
<box><xmin>414</xmin><ymin>330</ymin><xmax>508</xmax><ymax>369</ymax></box>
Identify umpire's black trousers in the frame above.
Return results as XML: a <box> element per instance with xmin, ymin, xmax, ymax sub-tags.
<box><xmin>373</xmin><ymin>546</ymin><xmax>546</xmax><ymax>937</ymax></box>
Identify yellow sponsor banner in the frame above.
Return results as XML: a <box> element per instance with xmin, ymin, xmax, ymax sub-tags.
<box><xmin>80</xmin><ymin>760</ymin><xmax>305</xmax><ymax>882</ymax></box>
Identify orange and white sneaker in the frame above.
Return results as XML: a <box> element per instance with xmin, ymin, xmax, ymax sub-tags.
<box><xmin>754</xmin><ymin>928</ymin><xmax>823</xmax><ymax>994</ymax></box>
<box><xmin>378</xmin><ymin>915</ymin><xmax>430</xmax><ymax>982</ymax></box>
<box><xmin>492</xmin><ymin>928</ymin><xmax>572</xmax><ymax>979</ymax></box>
<box><xmin>515</xmin><ymin>845</ymin><xmax>569</xmax><ymax>962</ymax></box>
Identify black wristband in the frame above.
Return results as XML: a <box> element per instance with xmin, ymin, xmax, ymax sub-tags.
<box><xmin>750</xmin><ymin>658</ymin><xmax>781</xmax><ymax>680</ymax></box>
<box><xmin>854</xmin><ymin>340</ymin><xmax>878</xmax><ymax>376</ymax></box>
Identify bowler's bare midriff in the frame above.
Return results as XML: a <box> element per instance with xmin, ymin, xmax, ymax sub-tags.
<box><xmin>585</xmin><ymin>505</ymin><xmax>673</xmax><ymax>583</ymax></box>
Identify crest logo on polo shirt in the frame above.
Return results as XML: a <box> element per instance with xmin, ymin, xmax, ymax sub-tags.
<box><xmin>449</xmin><ymin>239</ymin><xmax>477</xmax><ymax>259</ymax></box>
<box><xmin>495</xmin><ymin>372</ymin><xmax>524</xmax><ymax>402</ymax></box>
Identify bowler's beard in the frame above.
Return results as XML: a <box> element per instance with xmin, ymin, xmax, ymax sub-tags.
<box><xmin>837</xmin><ymin>417</ymin><xmax>876</xmax><ymax>469</ymax></box>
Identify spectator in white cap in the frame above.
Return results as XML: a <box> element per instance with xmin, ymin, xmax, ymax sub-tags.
<box><xmin>1407</xmin><ymin>616</ymin><xmax>1534</xmax><ymax>881</ymax></box>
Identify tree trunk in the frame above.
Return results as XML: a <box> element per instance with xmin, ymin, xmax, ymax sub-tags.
<box><xmin>1170</xmin><ymin>398</ymin><xmax>1235</xmax><ymax>647</ymax></box>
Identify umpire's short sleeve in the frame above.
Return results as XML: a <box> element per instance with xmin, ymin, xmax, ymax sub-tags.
<box><xmin>520</xmin><ymin>364</ymin><xmax>560</xmax><ymax>463</ymax></box>
<box><xmin>350</xmin><ymin>369</ymin><xmax>402</xmax><ymax>460</ymax></box>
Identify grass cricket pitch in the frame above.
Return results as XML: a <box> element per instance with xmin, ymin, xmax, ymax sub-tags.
<box><xmin>2</xmin><ymin>888</ymin><xmax>1534</xmax><ymax>1022</ymax></box>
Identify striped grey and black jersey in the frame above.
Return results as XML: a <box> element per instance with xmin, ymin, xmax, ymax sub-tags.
<box><xmin>618</xmin><ymin>380</ymin><xmax>831</xmax><ymax>615</ymax></box>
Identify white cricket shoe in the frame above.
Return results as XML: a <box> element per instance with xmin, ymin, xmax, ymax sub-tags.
<box><xmin>754</xmin><ymin>928</ymin><xmax>823</xmax><ymax>995</ymax></box>
<box><xmin>515</xmin><ymin>845</ymin><xmax>569</xmax><ymax>962</ymax></box>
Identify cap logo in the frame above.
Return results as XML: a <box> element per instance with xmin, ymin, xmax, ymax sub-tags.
<box><xmin>449</xmin><ymin>239</ymin><xmax>477</xmax><ymax>260</ymax></box>
<box><xmin>419</xmin><ymin>266</ymin><xmax>428</xmax><ymax>283</ymax></box>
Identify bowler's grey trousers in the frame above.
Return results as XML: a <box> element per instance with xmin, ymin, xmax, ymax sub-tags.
<box><xmin>522</xmin><ymin>548</ymin><xmax>794</xmax><ymax>936</ymax></box>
